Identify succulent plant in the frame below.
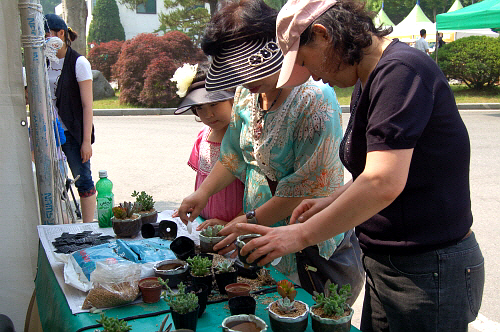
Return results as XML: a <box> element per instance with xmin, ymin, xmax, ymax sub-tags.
<box><xmin>215</xmin><ymin>259</ymin><xmax>234</xmax><ymax>273</ymax></box>
<box><xmin>200</xmin><ymin>225</ymin><xmax>224</xmax><ymax>237</ymax></box>
<box><xmin>277</xmin><ymin>297</ymin><xmax>296</xmax><ymax>313</ymax></box>
<box><xmin>186</xmin><ymin>255</ymin><xmax>212</xmax><ymax>276</ymax></box>
<box><xmin>112</xmin><ymin>201</ymin><xmax>139</xmax><ymax>219</ymax></box>
<box><xmin>277</xmin><ymin>279</ymin><xmax>297</xmax><ymax>301</ymax></box>
<box><xmin>158</xmin><ymin>279</ymin><xmax>198</xmax><ymax>315</ymax></box>
<box><xmin>131</xmin><ymin>190</ymin><xmax>155</xmax><ymax>212</ymax></box>
<box><xmin>312</xmin><ymin>281</ymin><xmax>352</xmax><ymax>317</ymax></box>
<box><xmin>96</xmin><ymin>313</ymin><xmax>132</xmax><ymax>332</ymax></box>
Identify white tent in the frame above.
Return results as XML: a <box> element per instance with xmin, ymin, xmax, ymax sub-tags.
<box><xmin>389</xmin><ymin>1</ymin><xmax>437</xmax><ymax>42</ymax></box>
<box><xmin>374</xmin><ymin>3</ymin><xmax>395</xmax><ymax>28</ymax></box>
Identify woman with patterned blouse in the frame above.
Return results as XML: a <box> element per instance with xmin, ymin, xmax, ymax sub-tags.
<box><xmin>177</xmin><ymin>0</ymin><xmax>364</xmax><ymax>300</ymax></box>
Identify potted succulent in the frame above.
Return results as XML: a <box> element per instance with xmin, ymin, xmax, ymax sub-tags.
<box><xmin>186</xmin><ymin>255</ymin><xmax>213</xmax><ymax>292</ymax></box>
<box><xmin>96</xmin><ymin>313</ymin><xmax>132</xmax><ymax>332</ymax></box>
<box><xmin>199</xmin><ymin>225</ymin><xmax>225</xmax><ymax>253</ymax></box>
<box><xmin>214</xmin><ymin>259</ymin><xmax>238</xmax><ymax>294</ymax></box>
<box><xmin>186</xmin><ymin>283</ymin><xmax>209</xmax><ymax>318</ymax></box>
<box><xmin>310</xmin><ymin>281</ymin><xmax>353</xmax><ymax>332</ymax></box>
<box><xmin>235</xmin><ymin>234</ymin><xmax>266</xmax><ymax>267</ymax></box>
<box><xmin>154</xmin><ymin>259</ymin><xmax>189</xmax><ymax>288</ymax></box>
<box><xmin>131</xmin><ymin>190</ymin><xmax>157</xmax><ymax>225</ymax></box>
<box><xmin>268</xmin><ymin>280</ymin><xmax>309</xmax><ymax>332</ymax></box>
<box><xmin>111</xmin><ymin>202</ymin><xmax>141</xmax><ymax>237</ymax></box>
<box><xmin>158</xmin><ymin>279</ymin><xmax>199</xmax><ymax>331</ymax></box>
<box><xmin>222</xmin><ymin>314</ymin><xmax>268</xmax><ymax>332</ymax></box>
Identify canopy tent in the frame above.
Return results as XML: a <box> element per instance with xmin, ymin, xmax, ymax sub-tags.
<box><xmin>374</xmin><ymin>3</ymin><xmax>395</xmax><ymax>28</ymax></box>
<box><xmin>447</xmin><ymin>0</ymin><xmax>463</xmax><ymax>12</ymax></box>
<box><xmin>390</xmin><ymin>1</ymin><xmax>436</xmax><ymax>42</ymax></box>
<box><xmin>437</xmin><ymin>0</ymin><xmax>500</xmax><ymax>30</ymax></box>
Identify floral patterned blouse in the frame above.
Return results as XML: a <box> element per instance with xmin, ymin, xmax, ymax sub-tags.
<box><xmin>219</xmin><ymin>80</ymin><xmax>345</xmax><ymax>276</ymax></box>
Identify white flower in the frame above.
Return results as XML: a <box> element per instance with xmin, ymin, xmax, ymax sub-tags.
<box><xmin>170</xmin><ymin>63</ymin><xmax>198</xmax><ymax>98</ymax></box>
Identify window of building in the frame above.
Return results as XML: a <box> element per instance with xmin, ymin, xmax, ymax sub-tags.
<box><xmin>136</xmin><ymin>0</ymin><xmax>156</xmax><ymax>14</ymax></box>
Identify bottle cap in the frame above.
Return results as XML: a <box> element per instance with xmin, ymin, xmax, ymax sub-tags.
<box><xmin>99</xmin><ymin>170</ymin><xmax>108</xmax><ymax>178</ymax></box>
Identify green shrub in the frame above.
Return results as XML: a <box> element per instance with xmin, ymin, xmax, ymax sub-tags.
<box><xmin>88</xmin><ymin>0</ymin><xmax>125</xmax><ymax>45</ymax></box>
<box><xmin>438</xmin><ymin>36</ymin><xmax>500</xmax><ymax>89</ymax></box>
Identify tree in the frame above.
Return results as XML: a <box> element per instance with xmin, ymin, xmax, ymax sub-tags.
<box><xmin>40</xmin><ymin>0</ymin><xmax>60</xmax><ymax>14</ymax></box>
<box><xmin>61</xmin><ymin>0</ymin><xmax>88</xmax><ymax>55</ymax></box>
<box><xmin>88</xmin><ymin>0</ymin><xmax>126</xmax><ymax>44</ymax></box>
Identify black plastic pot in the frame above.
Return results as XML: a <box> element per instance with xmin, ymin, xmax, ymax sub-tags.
<box><xmin>191</xmin><ymin>273</ymin><xmax>213</xmax><ymax>293</ymax></box>
<box><xmin>228</xmin><ymin>296</ymin><xmax>256</xmax><ymax>316</ymax></box>
<box><xmin>159</xmin><ymin>220</ymin><xmax>177</xmax><ymax>240</ymax></box>
<box><xmin>171</xmin><ymin>306</ymin><xmax>199</xmax><ymax>332</ymax></box>
<box><xmin>170</xmin><ymin>236</ymin><xmax>195</xmax><ymax>261</ymax></box>
<box><xmin>187</xmin><ymin>284</ymin><xmax>209</xmax><ymax>318</ymax></box>
<box><xmin>215</xmin><ymin>270</ymin><xmax>238</xmax><ymax>294</ymax></box>
<box><xmin>234</xmin><ymin>259</ymin><xmax>262</xmax><ymax>279</ymax></box>
<box><xmin>235</xmin><ymin>234</ymin><xmax>266</xmax><ymax>267</ymax></box>
<box><xmin>141</xmin><ymin>222</ymin><xmax>160</xmax><ymax>238</ymax></box>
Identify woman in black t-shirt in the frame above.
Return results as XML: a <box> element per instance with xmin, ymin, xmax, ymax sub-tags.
<box><xmin>236</xmin><ymin>0</ymin><xmax>484</xmax><ymax>331</ymax></box>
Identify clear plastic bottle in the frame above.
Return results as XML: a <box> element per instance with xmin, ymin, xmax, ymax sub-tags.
<box><xmin>96</xmin><ymin>170</ymin><xmax>114</xmax><ymax>228</ymax></box>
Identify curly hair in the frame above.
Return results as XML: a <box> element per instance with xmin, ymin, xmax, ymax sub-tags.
<box><xmin>201</xmin><ymin>0</ymin><xmax>278</xmax><ymax>56</ymax></box>
<box><xmin>299</xmin><ymin>0</ymin><xmax>392</xmax><ymax>66</ymax></box>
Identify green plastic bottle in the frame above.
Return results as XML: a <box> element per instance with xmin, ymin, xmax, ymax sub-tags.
<box><xmin>96</xmin><ymin>170</ymin><xmax>114</xmax><ymax>228</ymax></box>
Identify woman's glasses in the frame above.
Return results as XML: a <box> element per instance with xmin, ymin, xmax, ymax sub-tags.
<box><xmin>248</xmin><ymin>41</ymin><xmax>280</xmax><ymax>67</ymax></box>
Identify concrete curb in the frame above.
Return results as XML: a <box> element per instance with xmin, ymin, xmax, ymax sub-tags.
<box><xmin>93</xmin><ymin>103</ymin><xmax>500</xmax><ymax>116</ymax></box>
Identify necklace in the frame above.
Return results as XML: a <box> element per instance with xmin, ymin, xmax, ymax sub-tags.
<box><xmin>253</xmin><ymin>89</ymin><xmax>283</xmax><ymax>141</ymax></box>
<box><xmin>259</xmin><ymin>88</ymin><xmax>282</xmax><ymax>112</ymax></box>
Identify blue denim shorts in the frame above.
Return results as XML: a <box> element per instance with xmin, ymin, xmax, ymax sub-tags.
<box><xmin>361</xmin><ymin>232</ymin><xmax>484</xmax><ymax>332</ymax></box>
<box><xmin>61</xmin><ymin>131</ymin><xmax>95</xmax><ymax>197</ymax></box>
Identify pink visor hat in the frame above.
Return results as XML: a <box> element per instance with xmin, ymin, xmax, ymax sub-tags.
<box><xmin>276</xmin><ymin>0</ymin><xmax>337</xmax><ymax>88</ymax></box>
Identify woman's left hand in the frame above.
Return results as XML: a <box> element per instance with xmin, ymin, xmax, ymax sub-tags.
<box><xmin>212</xmin><ymin>214</ymin><xmax>248</xmax><ymax>257</ymax></box>
<box><xmin>80</xmin><ymin>141</ymin><xmax>92</xmax><ymax>163</ymax></box>
<box><xmin>235</xmin><ymin>222</ymin><xmax>306</xmax><ymax>266</ymax></box>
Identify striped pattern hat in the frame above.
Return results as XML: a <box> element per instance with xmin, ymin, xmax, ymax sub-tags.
<box><xmin>206</xmin><ymin>38</ymin><xmax>284</xmax><ymax>92</ymax></box>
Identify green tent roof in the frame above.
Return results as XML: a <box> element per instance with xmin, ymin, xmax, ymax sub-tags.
<box><xmin>374</xmin><ymin>8</ymin><xmax>395</xmax><ymax>27</ymax></box>
<box><xmin>437</xmin><ymin>0</ymin><xmax>500</xmax><ymax>30</ymax></box>
<box><xmin>399</xmin><ymin>3</ymin><xmax>432</xmax><ymax>25</ymax></box>
<box><xmin>447</xmin><ymin>0</ymin><xmax>463</xmax><ymax>12</ymax></box>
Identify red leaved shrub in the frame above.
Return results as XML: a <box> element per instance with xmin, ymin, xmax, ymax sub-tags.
<box><xmin>87</xmin><ymin>40</ymin><xmax>124</xmax><ymax>81</ymax></box>
<box><xmin>112</xmin><ymin>31</ymin><xmax>206</xmax><ymax>107</ymax></box>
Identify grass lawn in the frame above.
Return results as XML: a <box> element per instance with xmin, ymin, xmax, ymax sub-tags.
<box><xmin>93</xmin><ymin>85</ymin><xmax>499</xmax><ymax>109</ymax></box>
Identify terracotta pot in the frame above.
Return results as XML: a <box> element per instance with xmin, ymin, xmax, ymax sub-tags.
<box><xmin>139</xmin><ymin>209</ymin><xmax>158</xmax><ymax>224</ymax></box>
<box><xmin>154</xmin><ymin>259</ymin><xmax>189</xmax><ymax>288</ymax></box>
<box><xmin>138</xmin><ymin>277</ymin><xmax>162</xmax><ymax>303</ymax></box>
<box><xmin>225</xmin><ymin>282</ymin><xmax>251</xmax><ymax>299</ymax></box>
<box><xmin>268</xmin><ymin>300</ymin><xmax>309</xmax><ymax>332</ymax></box>
<box><xmin>215</xmin><ymin>269</ymin><xmax>238</xmax><ymax>294</ymax></box>
<box><xmin>228</xmin><ymin>296</ymin><xmax>256</xmax><ymax>315</ymax></box>
<box><xmin>221</xmin><ymin>314</ymin><xmax>268</xmax><ymax>332</ymax></box>
<box><xmin>310</xmin><ymin>305</ymin><xmax>353</xmax><ymax>332</ymax></box>
<box><xmin>112</xmin><ymin>214</ymin><xmax>141</xmax><ymax>237</ymax></box>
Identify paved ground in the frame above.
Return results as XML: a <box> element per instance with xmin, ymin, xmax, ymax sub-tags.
<box><xmin>85</xmin><ymin>110</ymin><xmax>500</xmax><ymax>331</ymax></box>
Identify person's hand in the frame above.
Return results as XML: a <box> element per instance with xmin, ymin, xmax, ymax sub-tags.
<box><xmin>290</xmin><ymin>196</ymin><xmax>333</xmax><ymax>224</ymax></box>
<box><xmin>212</xmin><ymin>215</ymin><xmax>248</xmax><ymax>257</ymax></box>
<box><xmin>236</xmin><ymin>222</ymin><xmax>307</xmax><ymax>266</ymax></box>
<box><xmin>196</xmin><ymin>218</ymin><xmax>227</xmax><ymax>231</ymax></box>
<box><xmin>80</xmin><ymin>141</ymin><xmax>92</xmax><ymax>163</ymax></box>
<box><xmin>177</xmin><ymin>190</ymin><xmax>209</xmax><ymax>225</ymax></box>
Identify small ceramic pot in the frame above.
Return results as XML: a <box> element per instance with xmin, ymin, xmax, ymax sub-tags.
<box><xmin>170</xmin><ymin>236</ymin><xmax>195</xmax><ymax>261</ymax></box>
<box><xmin>221</xmin><ymin>314</ymin><xmax>268</xmax><ymax>332</ymax></box>
<box><xmin>235</xmin><ymin>234</ymin><xmax>265</xmax><ymax>267</ymax></box>
<box><xmin>171</xmin><ymin>306</ymin><xmax>199</xmax><ymax>332</ymax></box>
<box><xmin>154</xmin><ymin>259</ymin><xmax>189</xmax><ymax>288</ymax></box>
<box><xmin>310</xmin><ymin>305</ymin><xmax>353</xmax><ymax>332</ymax></box>
<box><xmin>228</xmin><ymin>296</ymin><xmax>256</xmax><ymax>316</ymax></box>
<box><xmin>268</xmin><ymin>300</ymin><xmax>309</xmax><ymax>332</ymax></box>
<box><xmin>199</xmin><ymin>233</ymin><xmax>226</xmax><ymax>253</ymax></box>
<box><xmin>138</xmin><ymin>277</ymin><xmax>162</xmax><ymax>303</ymax></box>
<box><xmin>225</xmin><ymin>282</ymin><xmax>251</xmax><ymax>299</ymax></box>
<box><xmin>215</xmin><ymin>269</ymin><xmax>238</xmax><ymax>294</ymax></box>
<box><xmin>139</xmin><ymin>209</ymin><xmax>158</xmax><ymax>224</ymax></box>
<box><xmin>112</xmin><ymin>214</ymin><xmax>142</xmax><ymax>237</ymax></box>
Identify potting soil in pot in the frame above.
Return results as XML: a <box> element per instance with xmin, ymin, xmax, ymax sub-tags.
<box><xmin>225</xmin><ymin>321</ymin><xmax>262</xmax><ymax>332</ymax></box>
<box><xmin>270</xmin><ymin>301</ymin><xmax>307</xmax><ymax>318</ymax></box>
